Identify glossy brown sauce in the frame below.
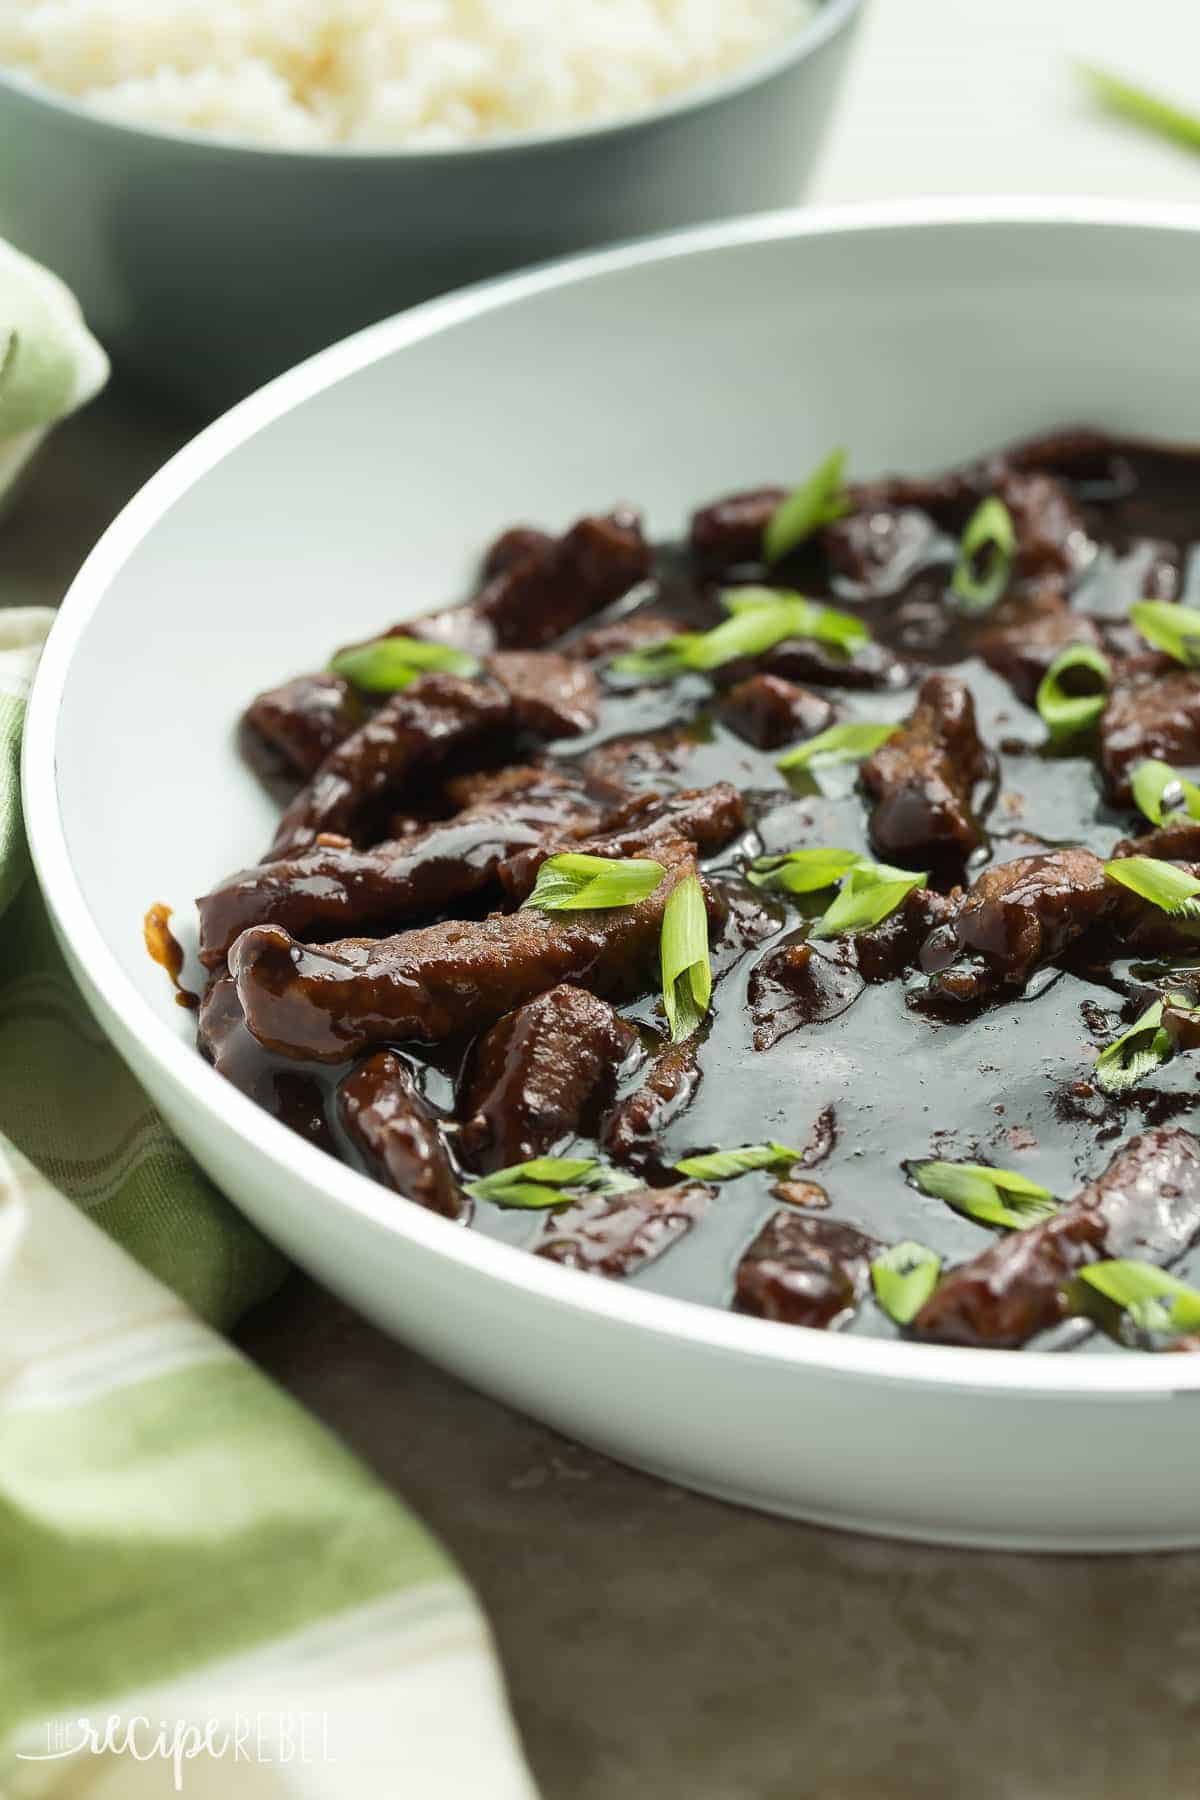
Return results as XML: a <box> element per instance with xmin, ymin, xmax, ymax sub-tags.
<box><xmin>143</xmin><ymin>903</ymin><xmax>199</xmax><ymax>1010</ymax></box>
<box><xmin>192</xmin><ymin>436</ymin><xmax>1200</xmax><ymax>1352</ymax></box>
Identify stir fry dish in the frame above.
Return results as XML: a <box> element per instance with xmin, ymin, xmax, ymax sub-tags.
<box><xmin>185</xmin><ymin>428</ymin><xmax>1200</xmax><ymax>1353</ymax></box>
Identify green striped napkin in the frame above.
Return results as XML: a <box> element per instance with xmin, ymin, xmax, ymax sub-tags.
<box><xmin>1</xmin><ymin>601</ymin><xmax>532</xmax><ymax>1780</ymax></box>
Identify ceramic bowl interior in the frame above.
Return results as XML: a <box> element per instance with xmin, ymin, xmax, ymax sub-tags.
<box><xmin>26</xmin><ymin>203</ymin><xmax>1200</xmax><ymax>1550</ymax></box>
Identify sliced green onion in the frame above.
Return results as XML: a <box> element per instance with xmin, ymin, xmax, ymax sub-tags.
<box><xmin>581</xmin><ymin>1166</ymin><xmax>643</xmax><ymax>1199</ymax></box>
<box><xmin>719</xmin><ymin>586</ymin><xmax>868</xmax><ymax>649</ymax></box>
<box><xmin>1130</xmin><ymin>598</ymin><xmax>1200</xmax><ymax>667</ymax></box>
<box><xmin>331</xmin><ymin>635</ymin><xmax>480</xmax><ymax>691</ymax></box>
<box><xmin>763</xmin><ymin>448</ymin><xmax>850</xmax><ymax>564</ymax></box>
<box><xmin>522</xmin><ymin>852</ymin><xmax>666</xmax><ymax>913</ymax></box>
<box><xmin>674</xmin><ymin>1141</ymin><xmax>800</xmax><ymax>1181</ymax></box>
<box><xmin>466</xmin><ymin>1156</ymin><xmax>639</xmax><ymax>1210</ymax></box>
<box><xmin>610</xmin><ymin>590</ymin><xmax>866</xmax><ymax>680</ymax></box>
<box><xmin>746</xmin><ymin>847</ymin><xmax>862</xmax><ymax>895</ymax></box>
<box><xmin>1131</xmin><ymin>759</ymin><xmax>1200</xmax><ymax>827</ymax></box>
<box><xmin>1076</xmin><ymin>1258</ymin><xmax>1200</xmax><ymax>1338</ymax></box>
<box><xmin>1077</xmin><ymin>62</ymin><xmax>1200</xmax><ymax>156</ymax></box>
<box><xmin>871</xmin><ymin>1241</ymin><xmax>943</xmax><ymax>1326</ymax></box>
<box><xmin>1095</xmin><ymin>997</ymin><xmax>1170</xmax><ymax>1094</ymax></box>
<box><xmin>467</xmin><ymin>1156</ymin><xmax>597</xmax><ymax>1210</ymax></box>
<box><xmin>810</xmin><ymin>861</ymin><xmax>926</xmax><ymax>939</ymax></box>
<box><xmin>1103</xmin><ymin>855</ymin><xmax>1200</xmax><ymax>919</ymax></box>
<box><xmin>776</xmin><ymin>719</ymin><xmax>898</xmax><ymax>773</ymax></box>
<box><xmin>912</xmin><ymin>1160</ymin><xmax>1059</xmax><ymax>1231</ymax></box>
<box><xmin>1035</xmin><ymin>643</ymin><xmax>1111</xmax><ymax>738</ymax></box>
<box><xmin>950</xmin><ymin>497</ymin><xmax>1016</xmax><ymax>613</ymax></box>
<box><xmin>660</xmin><ymin>873</ymin><xmax>712</xmax><ymax>1043</ymax></box>
<box><xmin>1094</xmin><ymin>991</ymin><xmax>1197</xmax><ymax>1094</ymax></box>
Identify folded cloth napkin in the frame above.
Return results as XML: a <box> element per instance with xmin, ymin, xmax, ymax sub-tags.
<box><xmin>0</xmin><ymin>240</ymin><xmax>109</xmax><ymax>507</ymax></box>
<box><xmin>0</xmin><ymin>632</ymin><xmax>536</xmax><ymax>1787</ymax></box>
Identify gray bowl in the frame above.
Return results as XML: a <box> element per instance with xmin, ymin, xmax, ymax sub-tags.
<box><xmin>0</xmin><ymin>0</ymin><xmax>861</xmax><ymax>408</ymax></box>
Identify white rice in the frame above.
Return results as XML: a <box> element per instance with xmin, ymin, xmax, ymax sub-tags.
<box><xmin>0</xmin><ymin>1</ymin><xmax>806</xmax><ymax>149</ymax></box>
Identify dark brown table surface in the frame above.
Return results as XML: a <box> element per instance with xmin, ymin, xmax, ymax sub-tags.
<box><xmin>14</xmin><ymin>384</ymin><xmax>1200</xmax><ymax>1800</ymax></box>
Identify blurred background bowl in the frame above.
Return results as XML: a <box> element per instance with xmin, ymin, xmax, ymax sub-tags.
<box><xmin>0</xmin><ymin>0</ymin><xmax>862</xmax><ymax>410</ymax></box>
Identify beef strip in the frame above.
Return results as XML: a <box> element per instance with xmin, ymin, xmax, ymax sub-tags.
<box><xmin>917</xmin><ymin>848</ymin><xmax>1116</xmax><ymax>1008</ymax></box>
<box><xmin>718</xmin><ymin>674</ymin><xmax>837</xmax><ymax>751</ymax></box>
<box><xmin>688</xmin><ymin>487</ymin><xmax>786</xmax><ymax>569</ymax></box>
<box><xmin>267</xmin><ymin>673</ymin><xmax>512</xmax><ymax>859</ymax></box>
<box><xmin>842</xmin><ymin>469</ymin><xmax>979</xmax><ymax>531</ymax></box>
<box><xmin>442</xmin><ymin>761</ymin><xmax>576</xmax><ymax>810</ymax></box>
<box><xmin>198</xmin><ymin>975</ymin><xmax>333</xmax><ymax>1152</ymax></box>
<box><xmin>1005</xmin><ymin>425</ymin><xmax>1127</xmax><ymax>479</ymax></box>
<box><xmin>1098</xmin><ymin>858</ymin><xmax>1200</xmax><ymax>959</ymax></box>
<box><xmin>847</xmin><ymin>461</ymin><xmax>1087</xmax><ymax>581</ymax></box>
<box><xmin>485</xmin><ymin>650</ymin><xmax>600</xmax><ymax>738</ymax></box>
<box><xmin>496</xmin><ymin>782</ymin><xmax>747</xmax><ymax>903</ymax></box>
<box><xmin>749</xmin><ymin>940</ymin><xmax>864</xmax><ymax>1052</ymax></box>
<box><xmin>481</xmin><ymin>525</ymin><xmax>555</xmax><ymax>580</ymax></box>
<box><xmin>860</xmin><ymin>674</ymin><xmax>989</xmax><ymax>866</ymax></box>
<box><xmin>913</xmin><ymin>1128</ymin><xmax>1200</xmax><ymax>1348</ymax></box>
<box><xmin>458</xmin><ymin>984</ymin><xmax>639</xmax><ymax>1172</ymax></box>
<box><xmin>822</xmin><ymin>506</ymin><xmax>941</xmax><ymax>593</ymax></box>
<box><xmin>601</xmin><ymin>1038</ymin><xmax>701</xmax><ymax>1176</ymax></box>
<box><xmin>198</xmin><ymin>771</ymin><xmax>601</xmax><ymax>968</ymax></box>
<box><xmin>230</xmin><ymin>840</ymin><xmax>698</xmax><ymax>1061</ymax></box>
<box><xmin>977</xmin><ymin>588</ymin><xmax>1104</xmax><ymax>707</ymax></box>
<box><xmin>997</xmin><ymin>469</ymin><xmax>1090</xmax><ymax>580</ymax></box>
<box><xmin>735</xmin><ymin>1213</ymin><xmax>879</xmax><ymax>1327</ymax></box>
<box><xmin>536</xmin><ymin>1181</ymin><xmax>715</xmax><ymax>1277</ymax></box>
<box><xmin>1112</xmin><ymin>820</ymin><xmax>1200</xmax><ymax>862</ymax></box>
<box><xmin>580</xmin><ymin>726</ymin><xmax>701</xmax><ymax>803</ymax></box>
<box><xmin>244</xmin><ymin>673</ymin><xmax>363</xmax><ymax>778</ymax></box>
<box><xmin>1099</xmin><ymin>666</ymin><xmax>1200</xmax><ymax>805</ymax></box>
<box><xmin>848</xmin><ymin>885</ymin><xmax>956</xmax><ymax>984</ymax></box>
<box><xmin>476</xmin><ymin>509</ymin><xmax>651</xmax><ymax>648</ymax></box>
<box><xmin>338</xmin><ymin>1050</ymin><xmax>466</xmax><ymax>1220</ymax></box>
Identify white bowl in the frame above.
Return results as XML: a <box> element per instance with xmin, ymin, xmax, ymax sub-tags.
<box><xmin>25</xmin><ymin>200</ymin><xmax>1200</xmax><ymax>1552</ymax></box>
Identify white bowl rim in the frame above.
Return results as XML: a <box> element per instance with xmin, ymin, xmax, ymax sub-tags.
<box><xmin>27</xmin><ymin>195</ymin><xmax>1200</xmax><ymax>1401</ymax></box>
<box><xmin>0</xmin><ymin>0</ymin><xmax>861</xmax><ymax>164</ymax></box>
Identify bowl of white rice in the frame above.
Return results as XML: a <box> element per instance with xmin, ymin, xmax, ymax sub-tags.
<box><xmin>0</xmin><ymin>0</ymin><xmax>862</xmax><ymax>406</ymax></box>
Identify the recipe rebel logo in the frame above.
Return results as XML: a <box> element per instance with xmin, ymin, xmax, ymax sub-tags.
<box><xmin>16</xmin><ymin>1710</ymin><xmax>335</xmax><ymax>1790</ymax></box>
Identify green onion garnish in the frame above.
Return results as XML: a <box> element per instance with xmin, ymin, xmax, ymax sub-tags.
<box><xmin>776</xmin><ymin>719</ymin><xmax>898</xmax><ymax>773</ymax></box>
<box><xmin>1035</xmin><ymin>643</ymin><xmax>1111</xmax><ymax>738</ymax></box>
<box><xmin>1077</xmin><ymin>62</ymin><xmax>1200</xmax><ymax>157</ymax></box>
<box><xmin>1129</xmin><ymin>598</ymin><xmax>1200</xmax><ymax>667</ymax></box>
<box><xmin>674</xmin><ymin>1141</ymin><xmax>800</xmax><ymax>1181</ymax></box>
<box><xmin>950</xmin><ymin>497</ymin><xmax>1016</xmax><ymax>613</ymax></box>
<box><xmin>1076</xmin><ymin>1258</ymin><xmax>1200</xmax><ymax>1338</ymax></box>
<box><xmin>610</xmin><ymin>589</ymin><xmax>866</xmax><ymax>680</ymax></box>
<box><xmin>1103</xmin><ymin>855</ymin><xmax>1200</xmax><ymax>919</ymax></box>
<box><xmin>911</xmin><ymin>1160</ymin><xmax>1059</xmax><ymax>1231</ymax></box>
<box><xmin>521</xmin><ymin>853</ymin><xmax>666</xmax><ymax>913</ymax></box>
<box><xmin>660</xmin><ymin>873</ymin><xmax>712</xmax><ymax>1043</ymax></box>
<box><xmin>810</xmin><ymin>860</ymin><xmax>926</xmax><ymax>939</ymax></box>
<box><xmin>746</xmin><ymin>847</ymin><xmax>862</xmax><ymax>895</ymax></box>
<box><xmin>331</xmin><ymin>635</ymin><xmax>480</xmax><ymax>691</ymax></box>
<box><xmin>1131</xmin><ymin>759</ymin><xmax>1200</xmax><ymax>827</ymax></box>
<box><xmin>763</xmin><ymin>448</ymin><xmax>851</xmax><ymax>564</ymax></box>
<box><xmin>720</xmin><ymin>586</ymin><xmax>867</xmax><ymax>648</ymax></box>
<box><xmin>466</xmin><ymin>1156</ymin><xmax>639</xmax><ymax>1210</ymax></box>
<box><xmin>467</xmin><ymin>1156</ymin><xmax>598</xmax><ymax>1209</ymax></box>
<box><xmin>871</xmin><ymin>1241</ymin><xmax>943</xmax><ymax>1326</ymax></box>
<box><xmin>1093</xmin><ymin>995</ymin><xmax>1193</xmax><ymax>1095</ymax></box>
